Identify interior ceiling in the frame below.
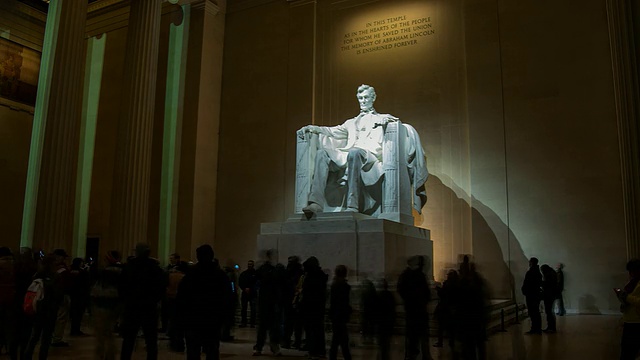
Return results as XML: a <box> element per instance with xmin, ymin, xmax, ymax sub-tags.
<box><xmin>19</xmin><ymin>0</ymin><xmax>100</xmax><ymax>13</ymax></box>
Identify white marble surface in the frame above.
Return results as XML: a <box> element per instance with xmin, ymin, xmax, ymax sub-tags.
<box><xmin>257</xmin><ymin>213</ymin><xmax>433</xmax><ymax>280</ymax></box>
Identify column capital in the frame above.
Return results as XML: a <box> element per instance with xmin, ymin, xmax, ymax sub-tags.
<box><xmin>190</xmin><ymin>0</ymin><xmax>221</xmax><ymax>16</ymax></box>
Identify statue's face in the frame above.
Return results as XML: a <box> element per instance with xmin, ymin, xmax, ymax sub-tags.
<box><xmin>357</xmin><ymin>89</ymin><xmax>376</xmax><ymax>112</ymax></box>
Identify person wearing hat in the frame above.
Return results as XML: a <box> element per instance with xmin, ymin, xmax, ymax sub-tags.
<box><xmin>51</xmin><ymin>249</ymin><xmax>72</xmax><ymax>347</ymax></box>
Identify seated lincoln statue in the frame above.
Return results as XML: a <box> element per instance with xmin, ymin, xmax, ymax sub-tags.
<box><xmin>296</xmin><ymin>84</ymin><xmax>428</xmax><ymax>220</ymax></box>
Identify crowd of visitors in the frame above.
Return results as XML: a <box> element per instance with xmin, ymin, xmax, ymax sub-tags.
<box><xmin>4</xmin><ymin>243</ymin><xmax>635</xmax><ymax>360</ymax></box>
<box><xmin>0</xmin><ymin>244</ymin><xmax>447</xmax><ymax>360</ymax></box>
<box><xmin>431</xmin><ymin>255</ymin><xmax>489</xmax><ymax>360</ymax></box>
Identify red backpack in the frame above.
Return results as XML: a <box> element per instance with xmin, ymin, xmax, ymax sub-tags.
<box><xmin>23</xmin><ymin>279</ymin><xmax>45</xmax><ymax>316</ymax></box>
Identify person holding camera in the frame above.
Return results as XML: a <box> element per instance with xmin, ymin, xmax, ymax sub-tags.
<box><xmin>616</xmin><ymin>259</ymin><xmax>640</xmax><ymax>360</ymax></box>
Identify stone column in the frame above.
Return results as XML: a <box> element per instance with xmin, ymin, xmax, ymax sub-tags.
<box><xmin>109</xmin><ymin>0</ymin><xmax>163</xmax><ymax>255</ymax></box>
<box><xmin>606</xmin><ymin>0</ymin><xmax>640</xmax><ymax>259</ymax></box>
<box><xmin>176</xmin><ymin>0</ymin><xmax>226</xmax><ymax>260</ymax></box>
<box><xmin>21</xmin><ymin>0</ymin><xmax>88</xmax><ymax>251</ymax></box>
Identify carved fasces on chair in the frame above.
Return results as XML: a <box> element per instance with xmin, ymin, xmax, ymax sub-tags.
<box><xmin>295</xmin><ymin>132</ymin><xmax>318</xmax><ymax>213</ymax></box>
<box><xmin>379</xmin><ymin>121</ymin><xmax>414</xmax><ymax>224</ymax></box>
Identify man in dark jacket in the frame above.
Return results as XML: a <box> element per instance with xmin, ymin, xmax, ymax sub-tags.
<box><xmin>239</xmin><ymin>260</ymin><xmax>257</xmax><ymax>328</ymax></box>
<box><xmin>301</xmin><ymin>256</ymin><xmax>328</xmax><ymax>360</ymax></box>
<box><xmin>176</xmin><ymin>244</ymin><xmax>230</xmax><ymax>360</ymax></box>
<box><xmin>252</xmin><ymin>252</ymin><xmax>284</xmax><ymax>356</ymax></box>
<box><xmin>398</xmin><ymin>255</ymin><xmax>432</xmax><ymax>360</ymax></box>
<box><xmin>120</xmin><ymin>244</ymin><xmax>166</xmax><ymax>360</ymax></box>
<box><xmin>521</xmin><ymin>257</ymin><xmax>543</xmax><ymax>334</ymax></box>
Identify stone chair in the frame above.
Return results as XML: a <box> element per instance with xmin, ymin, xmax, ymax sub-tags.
<box><xmin>294</xmin><ymin>121</ymin><xmax>423</xmax><ymax>225</ymax></box>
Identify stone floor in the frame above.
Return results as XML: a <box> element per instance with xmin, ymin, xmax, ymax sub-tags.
<box><xmin>2</xmin><ymin>315</ymin><xmax>625</xmax><ymax>360</ymax></box>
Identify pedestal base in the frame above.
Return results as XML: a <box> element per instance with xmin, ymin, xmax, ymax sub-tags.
<box><xmin>257</xmin><ymin>212</ymin><xmax>433</xmax><ymax>280</ymax></box>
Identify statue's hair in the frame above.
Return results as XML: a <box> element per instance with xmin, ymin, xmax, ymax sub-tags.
<box><xmin>357</xmin><ymin>84</ymin><xmax>376</xmax><ymax>98</ymax></box>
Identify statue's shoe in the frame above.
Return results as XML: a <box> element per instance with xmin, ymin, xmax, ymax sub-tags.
<box><xmin>344</xmin><ymin>207</ymin><xmax>358</xmax><ymax>212</ymax></box>
<box><xmin>302</xmin><ymin>203</ymin><xmax>323</xmax><ymax>215</ymax></box>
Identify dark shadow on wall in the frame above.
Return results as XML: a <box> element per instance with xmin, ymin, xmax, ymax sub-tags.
<box><xmin>427</xmin><ymin>175</ymin><xmax>529</xmax><ymax>301</ymax></box>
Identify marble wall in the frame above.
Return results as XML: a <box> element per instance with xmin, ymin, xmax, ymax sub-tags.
<box><xmin>216</xmin><ymin>0</ymin><xmax>628</xmax><ymax>312</ymax></box>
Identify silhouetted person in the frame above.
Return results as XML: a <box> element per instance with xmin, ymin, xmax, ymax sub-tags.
<box><xmin>161</xmin><ymin>253</ymin><xmax>182</xmax><ymax>333</ymax></box>
<box><xmin>51</xmin><ymin>249</ymin><xmax>72</xmax><ymax>347</ymax></box>
<box><xmin>120</xmin><ymin>243</ymin><xmax>166</xmax><ymax>360</ymax></box>
<box><xmin>221</xmin><ymin>264</ymin><xmax>239</xmax><ymax>342</ymax></box>
<box><xmin>239</xmin><ymin>260</ymin><xmax>257</xmax><ymax>328</ymax></box>
<box><xmin>555</xmin><ymin>263</ymin><xmax>566</xmax><ymax>316</ymax></box>
<box><xmin>376</xmin><ymin>279</ymin><xmax>395</xmax><ymax>360</ymax></box>
<box><xmin>540</xmin><ymin>264</ymin><xmax>558</xmax><ymax>333</ymax></box>
<box><xmin>360</xmin><ymin>275</ymin><xmax>377</xmax><ymax>344</ymax></box>
<box><xmin>457</xmin><ymin>262</ymin><xmax>489</xmax><ymax>360</ymax></box>
<box><xmin>12</xmin><ymin>247</ymin><xmax>37</xmax><ymax>359</ymax></box>
<box><xmin>0</xmin><ymin>247</ymin><xmax>15</xmax><ymax>358</ymax></box>
<box><xmin>24</xmin><ymin>255</ymin><xmax>59</xmax><ymax>360</ymax></box>
<box><xmin>434</xmin><ymin>269</ymin><xmax>458</xmax><ymax>349</ymax></box>
<box><xmin>301</xmin><ymin>256</ymin><xmax>328</xmax><ymax>360</ymax></box>
<box><xmin>69</xmin><ymin>257</ymin><xmax>90</xmax><ymax>336</ymax></box>
<box><xmin>283</xmin><ymin>256</ymin><xmax>304</xmax><ymax>349</ymax></box>
<box><xmin>253</xmin><ymin>252</ymin><xmax>284</xmax><ymax>356</ymax></box>
<box><xmin>616</xmin><ymin>259</ymin><xmax>640</xmax><ymax>360</ymax></box>
<box><xmin>398</xmin><ymin>255</ymin><xmax>432</xmax><ymax>360</ymax></box>
<box><xmin>167</xmin><ymin>262</ymin><xmax>188</xmax><ymax>352</ymax></box>
<box><xmin>329</xmin><ymin>265</ymin><xmax>352</xmax><ymax>360</ymax></box>
<box><xmin>522</xmin><ymin>257</ymin><xmax>542</xmax><ymax>334</ymax></box>
<box><xmin>177</xmin><ymin>244</ymin><xmax>230</xmax><ymax>360</ymax></box>
<box><xmin>91</xmin><ymin>250</ymin><xmax>123</xmax><ymax>360</ymax></box>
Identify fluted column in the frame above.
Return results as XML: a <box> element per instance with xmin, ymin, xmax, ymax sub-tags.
<box><xmin>176</xmin><ymin>0</ymin><xmax>225</xmax><ymax>260</ymax></box>
<box><xmin>110</xmin><ymin>0</ymin><xmax>163</xmax><ymax>255</ymax></box>
<box><xmin>606</xmin><ymin>0</ymin><xmax>640</xmax><ymax>260</ymax></box>
<box><xmin>21</xmin><ymin>0</ymin><xmax>88</xmax><ymax>251</ymax></box>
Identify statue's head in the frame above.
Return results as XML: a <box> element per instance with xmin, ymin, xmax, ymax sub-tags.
<box><xmin>356</xmin><ymin>84</ymin><xmax>376</xmax><ymax>112</ymax></box>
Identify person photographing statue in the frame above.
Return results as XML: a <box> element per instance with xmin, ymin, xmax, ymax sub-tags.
<box><xmin>297</xmin><ymin>84</ymin><xmax>428</xmax><ymax>216</ymax></box>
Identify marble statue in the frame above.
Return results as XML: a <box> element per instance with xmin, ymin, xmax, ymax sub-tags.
<box><xmin>296</xmin><ymin>84</ymin><xmax>428</xmax><ymax>221</ymax></box>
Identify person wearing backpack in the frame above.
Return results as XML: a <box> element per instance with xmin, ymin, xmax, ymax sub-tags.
<box><xmin>13</xmin><ymin>248</ymin><xmax>38</xmax><ymax>359</ymax></box>
<box><xmin>23</xmin><ymin>254</ymin><xmax>59</xmax><ymax>360</ymax></box>
<box><xmin>119</xmin><ymin>243</ymin><xmax>166</xmax><ymax>360</ymax></box>
<box><xmin>91</xmin><ymin>251</ymin><xmax>123</xmax><ymax>360</ymax></box>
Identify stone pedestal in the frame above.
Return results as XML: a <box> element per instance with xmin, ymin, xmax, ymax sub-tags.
<box><xmin>257</xmin><ymin>213</ymin><xmax>433</xmax><ymax>281</ymax></box>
